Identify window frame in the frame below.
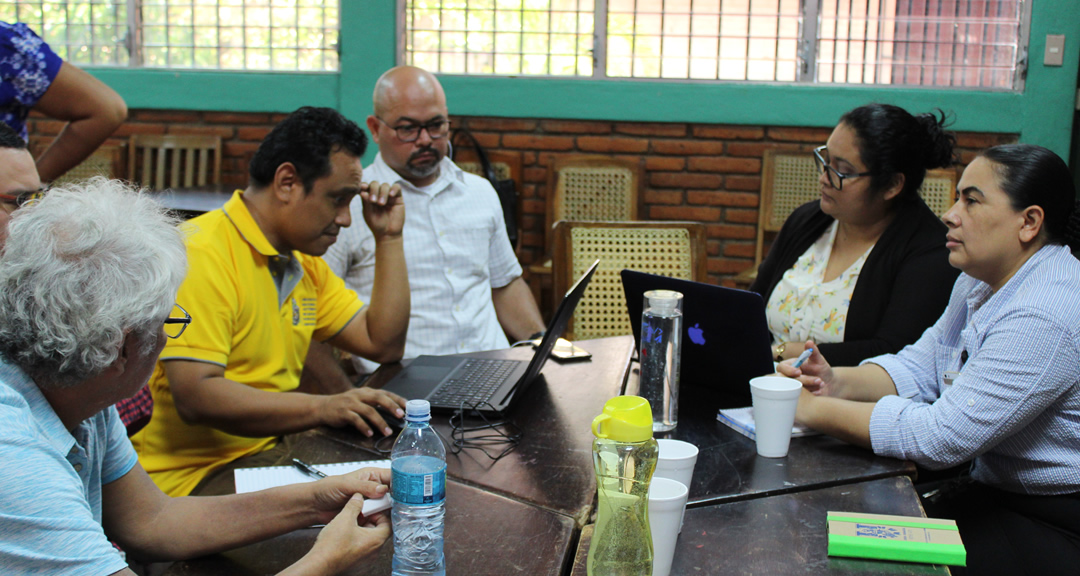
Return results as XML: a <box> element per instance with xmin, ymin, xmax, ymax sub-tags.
<box><xmin>397</xmin><ymin>0</ymin><xmax>1033</xmax><ymax>92</ymax></box>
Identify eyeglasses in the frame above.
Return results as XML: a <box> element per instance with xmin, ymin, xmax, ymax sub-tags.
<box><xmin>376</xmin><ymin>117</ymin><xmax>451</xmax><ymax>143</ymax></box>
<box><xmin>0</xmin><ymin>188</ymin><xmax>46</xmax><ymax>209</ymax></box>
<box><xmin>164</xmin><ymin>304</ymin><xmax>192</xmax><ymax>339</ymax></box>
<box><xmin>813</xmin><ymin>146</ymin><xmax>872</xmax><ymax>191</ymax></box>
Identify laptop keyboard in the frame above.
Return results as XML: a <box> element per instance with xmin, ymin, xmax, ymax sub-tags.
<box><xmin>429</xmin><ymin>358</ymin><xmax>519</xmax><ymax>406</ymax></box>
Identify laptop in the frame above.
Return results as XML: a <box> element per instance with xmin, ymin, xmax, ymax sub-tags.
<box><xmin>620</xmin><ymin>270</ymin><xmax>774</xmax><ymax>410</ymax></box>
<box><xmin>380</xmin><ymin>260</ymin><xmax>600</xmax><ymax>414</ymax></box>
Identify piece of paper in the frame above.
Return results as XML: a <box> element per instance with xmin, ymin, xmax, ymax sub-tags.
<box><xmin>234</xmin><ymin>460</ymin><xmax>393</xmax><ymax>516</ymax></box>
<box><xmin>716</xmin><ymin>406</ymin><xmax>819</xmax><ymax>440</ymax></box>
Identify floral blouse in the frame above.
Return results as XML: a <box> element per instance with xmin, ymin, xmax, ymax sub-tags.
<box><xmin>0</xmin><ymin>22</ymin><xmax>63</xmax><ymax>140</ymax></box>
<box><xmin>765</xmin><ymin>221</ymin><xmax>874</xmax><ymax>347</ymax></box>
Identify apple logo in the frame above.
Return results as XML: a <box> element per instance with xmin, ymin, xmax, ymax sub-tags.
<box><xmin>688</xmin><ymin>323</ymin><xmax>705</xmax><ymax>345</ymax></box>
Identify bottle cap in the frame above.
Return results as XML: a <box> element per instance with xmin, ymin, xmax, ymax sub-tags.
<box><xmin>645</xmin><ymin>290</ymin><xmax>682</xmax><ymax>314</ymax></box>
<box><xmin>404</xmin><ymin>399</ymin><xmax>431</xmax><ymax>422</ymax></box>
<box><xmin>592</xmin><ymin>395</ymin><xmax>653</xmax><ymax>442</ymax></box>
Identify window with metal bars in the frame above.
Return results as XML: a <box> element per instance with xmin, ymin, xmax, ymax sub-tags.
<box><xmin>402</xmin><ymin>0</ymin><xmax>1029</xmax><ymax>90</ymax></box>
<box><xmin>1</xmin><ymin>0</ymin><xmax>340</xmax><ymax>71</ymax></box>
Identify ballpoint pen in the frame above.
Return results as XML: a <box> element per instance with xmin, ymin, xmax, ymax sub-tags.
<box><xmin>292</xmin><ymin>458</ymin><xmax>327</xmax><ymax>479</ymax></box>
<box><xmin>791</xmin><ymin>348</ymin><xmax>813</xmax><ymax>368</ymax></box>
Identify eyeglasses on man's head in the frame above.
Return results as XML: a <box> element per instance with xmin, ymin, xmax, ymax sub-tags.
<box><xmin>813</xmin><ymin>145</ymin><xmax>872</xmax><ymax>191</ymax></box>
<box><xmin>376</xmin><ymin>117</ymin><xmax>451</xmax><ymax>143</ymax></box>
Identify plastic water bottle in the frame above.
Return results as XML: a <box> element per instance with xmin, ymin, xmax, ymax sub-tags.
<box><xmin>391</xmin><ymin>399</ymin><xmax>446</xmax><ymax>576</ymax></box>
<box><xmin>639</xmin><ymin>290</ymin><xmax>683</xmax><ymax>432</ymax></box>
<box><xmin>588</xmin><ymin>395</ymin><xmax>659</xmax><ymax>576</ymax></box>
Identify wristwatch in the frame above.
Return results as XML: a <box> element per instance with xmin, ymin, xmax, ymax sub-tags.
<box><xmin>774</xmin><ymin>342</ymin><xmax>786</xmax><ymax>362</ymax></box>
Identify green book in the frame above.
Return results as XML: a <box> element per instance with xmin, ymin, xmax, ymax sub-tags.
<box><xmin>827</xmin><ymin>511</ymin><xmax>966</xmax><ymax>566</ymax></box>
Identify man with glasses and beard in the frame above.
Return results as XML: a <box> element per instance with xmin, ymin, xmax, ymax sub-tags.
<box><xmin>323</xmin><ymin>66</ymin><xmax>544</xmax><ymax>378</ymax></box>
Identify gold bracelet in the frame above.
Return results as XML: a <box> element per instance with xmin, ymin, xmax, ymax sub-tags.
<box><xmin>774</xmin><ymin>343</ymin><xmax>786</xmax><ymax>362</ymax></box>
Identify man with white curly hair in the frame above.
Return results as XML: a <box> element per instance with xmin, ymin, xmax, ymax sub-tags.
<box><xmin>0</xmin><ymin>178</ymin><xmax>392</xmax><ymax>575</ymax></box>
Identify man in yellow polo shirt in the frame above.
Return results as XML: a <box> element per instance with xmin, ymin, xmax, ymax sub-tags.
<box><xmin>132</xmin><ymin>107</ymin><xmax>410</xmax><ymax>496</ymax></box>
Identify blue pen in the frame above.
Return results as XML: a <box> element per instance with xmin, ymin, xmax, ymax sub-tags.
<box><xmin>791</xmin><ymin>348</ymin><xmax>813</xmax><ymax>368</ymax></box>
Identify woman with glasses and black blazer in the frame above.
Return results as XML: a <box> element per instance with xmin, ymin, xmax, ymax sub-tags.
<box><xmin>750</xmin><ymin>103</ymin><xmax>960</xmax><ymax>367</ymax></box>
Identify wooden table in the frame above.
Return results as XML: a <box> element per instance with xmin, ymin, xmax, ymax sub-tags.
<box><xmin>625</xmin><ymin>366</ymin><xmax>917</xmax><ymax>507</ymax></box>
<box><xmin>158</xmin><ymin>336</ymin><xmax>634</xmax><ymax>574</ymax></box>
<box><xmin>313</xmin><ymin>335</ymin><xmax>636</xmax><ymax>525</ymax></box>
<box><xmin>571</xmin><ymin>476</ymin><xmax>951</xmax><ymax>576</ymax></box>
<box><xmin>155</xmin><ymin>335</ymin><xmax>921</xmax><ymax>575</ymax></box>
<box><xmin>162</xmin><ymin>479</ymin><xmax>575</xmax><ymax>576</ymax></box>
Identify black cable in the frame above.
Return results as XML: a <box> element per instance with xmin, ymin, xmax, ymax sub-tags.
<box><xmin>448</xmin><ymin>400</ymin><xmax>523</xmax><ymax>462</ymax></box>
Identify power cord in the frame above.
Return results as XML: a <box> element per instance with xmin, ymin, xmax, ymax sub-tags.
<box><xmin>448</xmin><ymin>400</ymin><xmax>523</xmax><ymax>462</ymax></box>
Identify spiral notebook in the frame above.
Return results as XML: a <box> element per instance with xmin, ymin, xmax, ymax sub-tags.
<box><xmin>234</xmin><ymin>460</ymin><xmax>391</xmax><ymax>493</ymax></box>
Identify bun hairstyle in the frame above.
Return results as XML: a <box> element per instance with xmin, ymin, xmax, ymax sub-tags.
<box><xmin>839</xmin><ymin>103</ymin><xmax>958</xmax><ymax>203</ymax></box>
<box><xmin>979</xmin><ymin>144</ymin><xmax>1080</xmax><ymax>254</ymax></box>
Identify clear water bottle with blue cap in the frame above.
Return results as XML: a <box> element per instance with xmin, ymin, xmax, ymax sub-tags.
<box><xmin>391</xmin><ymin>399</ymin><xmax>446</xmax><ymax>576</ymax></box>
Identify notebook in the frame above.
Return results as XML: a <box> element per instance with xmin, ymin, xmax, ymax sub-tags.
<box><xmin>234</xmin><ymin>460</ymin><xmax>391</xmax><ymax>493</ymax></box>
<box><xmin>234</xmin><ymin>460</ymin><xmax>392</xmax><ymax>517</ymax></box>
<box><xmin>621</xmin><ymin>270</ymin><xmax>775</xmax><ymax>410</ymax></box>
<box><xmin>716</xmin><ymin>407</ymin><xmax>818</xmax><ymax>440</ymax></box>
<box><xmin>380</xmin><ymin>259</ymin><xmax>600</xmax><ymax>414</ymax></box>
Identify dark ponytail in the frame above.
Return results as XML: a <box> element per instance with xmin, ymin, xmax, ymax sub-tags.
<box><xmin>979</xmin><ymin>144</ymin><xmax>1078</xmax><ymax>253</ymax></box>
<box><xmin>840</xmin><ymin>104</ymin><xmax>957</xmax><ymax>202</ymax></box>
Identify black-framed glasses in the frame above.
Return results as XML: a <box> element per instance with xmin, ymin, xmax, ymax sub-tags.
<box><xmin>164</xmin><ymin>304</ymin><xmax>192</xmax><ymax>339</ymax></box>
<box><xmin>376</xmin><ymin>117</ymin><xmax>451</xmax><ymax>143</ymax></box>
<box><xmin>0</xmin><ymin>188</ymin><xmax>46</xmax><ymax>209</ymax></box>
<box><xmin>813</xmin><ymin>145</ymin><xmax>872</xmax><ymax>191</ymax></box>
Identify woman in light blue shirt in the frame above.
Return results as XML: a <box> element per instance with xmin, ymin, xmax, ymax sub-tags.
<box><xmin>786</xmin><ymin>144</ymin><xmax>1080</xmax><ymax>575</ymax></box>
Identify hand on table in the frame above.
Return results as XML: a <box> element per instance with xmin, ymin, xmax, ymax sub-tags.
<box><xmin>776</xmin><ymin>340</ymin><xmax>837</xmax><ymax>396</ymax></box>
<box><xmin>318</xmin><ymin>387</ymin><xmax>407</xmax><ymax>437</ymax></box>
<box><xmin>360</xmin><ymin>181</ymin><xmax>404</xmax><ymax>240</ymax></box>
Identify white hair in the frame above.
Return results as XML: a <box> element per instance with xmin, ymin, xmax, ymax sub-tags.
<box><xmin>0</xmin><ymin>177</ymin><xmax>187</xmax><ymax>389</ymax></box>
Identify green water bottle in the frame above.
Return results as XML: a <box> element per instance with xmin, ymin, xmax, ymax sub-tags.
<box><xmin>587</xmin><ymin>395</ymin><xmax>659</xmax><ymax>576</ymax></box>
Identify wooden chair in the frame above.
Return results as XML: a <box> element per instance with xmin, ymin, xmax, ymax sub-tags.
<box><xmin>128</xmin><ymin>134</ymin><xmax>222</xmax><ymax>190</ymax></box>
<box><xmin>455</xmin><ymin>151</ymin><xmax>520</xmax><ymax>185</ymax></box>
<box><xmin>30</xmin><ymin>141</ymin><xmax>125</xmax><ymax>186</ymax></box>
<box><xmin>919</xmin><ymin>167</ymin><xmax>959</xmax><ymax>217</ymax></box>
<box><xmin>454</xmin><ymin>148</ymin><xmax>523</xmax><ymax>248</ymax></box>
<box><xmin>529</xmin><ymin>155</ymin><xmax>644</xmax><ymax>317</ymax></box>
<box><xmin>552</xmin><ymin>220</ymin><xmax>707</xmax><ymax>341</ymax></box>
<box><xmin>733</xmin><ymin>149</ymin><xmax>820</xmax><ymax>287</ymax></box>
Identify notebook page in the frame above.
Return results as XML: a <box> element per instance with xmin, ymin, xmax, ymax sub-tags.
<box><xmin>716</xmin><ymin>407</ymin><xmax>818</xmax><ymax>440</ymax></box>
<box><xmin>234</xmin><ymin>460</ymin><xmax>391</xmax><ymax>494</ymax></box>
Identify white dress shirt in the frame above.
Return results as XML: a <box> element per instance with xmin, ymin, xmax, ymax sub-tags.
<box><xmin>323</xmin><ymin>153</ymin><xmax>521</xmax><ymax>374</ymax></box>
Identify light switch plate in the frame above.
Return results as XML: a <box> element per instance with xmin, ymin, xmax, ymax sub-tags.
<box><xmin>1045</xmin><ymin>34</ymin><xmax>1065</xmax><ymax>67</ymax></box>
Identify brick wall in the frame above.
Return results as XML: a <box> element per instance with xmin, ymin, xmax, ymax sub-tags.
<box><xmin>27</xmin><ymin>110</ymin><xmax>1017</xmax><ymax>286</ymax></box>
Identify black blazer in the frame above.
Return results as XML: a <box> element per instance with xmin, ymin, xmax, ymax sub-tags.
<box><xmin>750</xmin><ymin>199</ymin><xmax>959</xmax><ymax>366</ymax></box>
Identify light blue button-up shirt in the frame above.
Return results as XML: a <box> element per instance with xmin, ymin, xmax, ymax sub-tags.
<box><xmin>0</xmin><ymin>358</ymin><xmax>137</xmax><ymax>573</ymax></box>
<box><xmin>867</xmin><ymin>244</ymin><xmax>1080</xmax><ymax>495</ymax></box>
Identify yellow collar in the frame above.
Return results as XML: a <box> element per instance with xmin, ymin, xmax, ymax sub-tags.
<box><xmin>221</xmin><ymin>190</ymin><xmax>281</xmax><ymax>257</ymax></box>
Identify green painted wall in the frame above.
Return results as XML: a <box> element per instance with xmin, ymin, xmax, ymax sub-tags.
<box><xmin>84</xmin><ymin>0</ymin><xmax>1079</xmax><ymax>160</ymax></box>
